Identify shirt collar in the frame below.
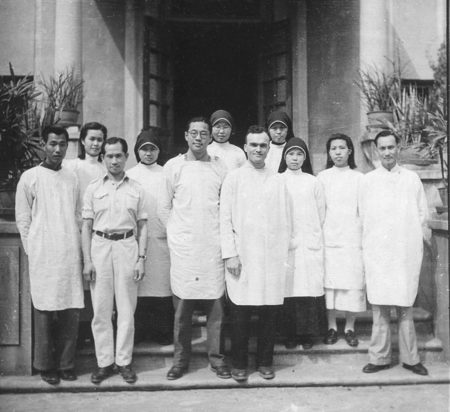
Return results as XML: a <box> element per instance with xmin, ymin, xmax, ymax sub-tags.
<box><xmin>102</xmin><ymin>173</ymin><xmax>129</xmax><ymax>185</ymax></box>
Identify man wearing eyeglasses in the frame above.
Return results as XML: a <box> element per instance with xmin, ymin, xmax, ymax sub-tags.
<box><xmin>159</xmin><ymin>116</ymin><xmax>231</xmax><ymax>380</ymax></box>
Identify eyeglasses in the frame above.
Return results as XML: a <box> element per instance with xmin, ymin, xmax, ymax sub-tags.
<box><xmin>213</xmin><ymin>125</ymin><xmax>231</xmax><ymax>131</ymax></box>
<box><xmin>188</xmin><ymin>130</ymin><xmax>210</xmax><ymax>139</ymax></box>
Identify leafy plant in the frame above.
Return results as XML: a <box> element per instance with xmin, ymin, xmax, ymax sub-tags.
<box><xmin>0</xmin><ymin>63</ymin><xmax>43</xmax><ymax>189</ymax></box>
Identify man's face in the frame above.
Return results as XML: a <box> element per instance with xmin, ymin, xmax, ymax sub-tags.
<box><xmin>103</xmin><ymin>142</ymin><xmax>128</xmax><ymax>176</ymax></box>
<box><xmin>42</xmin><ymin>133</ymin><xmax>68</xmax><ymax>167</ymax></box>
<box><xmin>82</xmin><ymin>129</ymin><xmax>104</xmax><ymax>157</ymax></box>
<box><xmin>212</xmin><ymin>121</ymin><xmax>232</xmax><ymax>143</ymax></box>
<box><xmin>376</xmin><ymin>135</ymin><xmax>399</xmax><ymax>170</ymax></box>
<box><xmin>185</xmin><ymin>121</ymin><xmax>211</xmax><ymax>155</ymax></box>
<box><xmin>244</xmin><ymin>132</ymin><xmax>270</xmax><ymax>167</ymax></box>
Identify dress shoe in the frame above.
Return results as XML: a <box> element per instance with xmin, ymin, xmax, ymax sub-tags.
<box><xmin>300</xmin><ymin>335</ymin><xmax>314</xmax><ymax>350</ymax></box>
<box><xmin>59</xmin><ymin>369</ymin><xmax>77</xmax><ymax>381</ymax></box>
<box><xmin>402</xmin><ymin>362</ymin><xmax>428</xmax><ymax>376</ymax></box>
<box><xmin>40</xmin><ymin>370</ymin><xmax>60</xmax><ymax>385</ymax></box>
<box><xmin>284</xmin><ymin>339</ymin><xmax>297</xmax><ymax>349</ymax></box>
<box><xmin>344</xmin><ymin>330</ymin><xmax>359</xmax><ymax>347</ymax></box>
<box><xmin>362</xmin><ymin>363</ymin><xmax>391</xmax><ymax>373</ymax></box>
<box><xmin>211</xmin><ymin>365</ymin><xmax>232</xmax><ymax>379</ymax></box>
<box><xmin>117</xmin><ymin>364</ymin><xmax>137</xmax><ymax>383</ymax></box>
<box><xmin>324</xmin><ymin>328</ymin><xmax>338</xmax><ymax>344</ymax></box>
<box><xmin>231</xmin><ymin>368</ymin><xmax>248</xmax><ymax>382</ymax></box>
<box><xmin>166</xmin><ymin>366</ymin><xmax>187</xmax><ymax>380</ymax></box>
<box><xmin>91</xmin><ymin>364</ymin><xmax>116</xmax><ymax>384</ymax></box>
<box><xmin>154</xmin><ymin>335</ymin><xmax>173</xmax><ymax>346</ymax></box>
<box><xmin>258</xmin><ymin>366</ymin><xmax>275</xmax><ymax>380</ymax></box>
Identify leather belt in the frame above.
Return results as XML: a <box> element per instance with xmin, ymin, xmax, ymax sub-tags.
<box><xmin>95</xmin><ymin>230</ymin><xmax>134</xmax><ymax>241</ymax></box>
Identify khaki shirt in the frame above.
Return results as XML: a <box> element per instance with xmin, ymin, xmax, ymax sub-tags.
<box><xmin>82</xmin><ymin>174</ymin><xmax>147</xmax><ymax>232</ymax></box>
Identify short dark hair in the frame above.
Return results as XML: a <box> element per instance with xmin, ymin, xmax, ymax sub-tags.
<box><xmin>78</xmin><ymin>122</ymin><xmax>107</xmax><ymax>160</ymax></box>
<box><xmin>185</xmin><ymin>116</ymin><xmax>211</xmax><ymax>132</ymax></box>
<box><xmin>103</xmin><ymin>137</ymin><xmax>128</xmax><ymax>154</ymax></box>
<box><xmin>374</xmin><ymin>130</ymin><xmax>400</xmax><ymax>146</ymax></box>
<box><xmin>325</xmin><ymin>133</ymin><xmax>357</xmax><ymax>169</ymax></box>
<box><xmin>245</xmin><ymin>125</ymin><xmax>267</xmax><ymax>143</ymax></box>
<box><xmin>42</xmin><ymin>125</ymin><xmax>69</xmax><ymax>143</ymax></box>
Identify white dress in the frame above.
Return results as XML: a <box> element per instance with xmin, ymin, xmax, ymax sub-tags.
<box><xmin>207</xmin><ymin>141</ymin><xmax>246</xmax><ymax>171</ymax></box>
<box><xmin>159</xmin><ymin>155</ymin><xmax>227</xmax><ymax>300</ymax></box>
<box><xmin>15</xmin><ymin>165</ymin><xmax>84</xmax><ymax>311</ymax></box>
<box><xmin>220</xmin><ymin>162</ymin><xmax>292</xmax><ymax>305</ymax></box>
<box><xmin>359</xmin><ymin>165</ymin><xmax>428</xmax><ymax>307</ymax></box>
<box><xmin>265</xmin><ymin>142</ymin><xmax>286</xmax><ymax>172</ymax></box>
<box><xmin>127</xmin><ymin>162</ymin><xmax>171</xmax><ymax>297</ymax></box>
<box><xmin>317</xmin><ymin>166</ymin><xmax>366</xmax><ymax>312</ymax></box>
<box><xmin>282</xmin><ymin>169</ymin><xmax>325</xmax><ymax>297</ymax></box>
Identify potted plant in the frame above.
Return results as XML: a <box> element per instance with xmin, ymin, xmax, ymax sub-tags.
<box><xmin>40</xmin><ymin>68</ymin><xmax>83</xmax><ymax>127</ymax></box>
<box><xmin>0</xmin><ymin>64</ymin><xmax>43</xmax><ymax>217</ymax></box>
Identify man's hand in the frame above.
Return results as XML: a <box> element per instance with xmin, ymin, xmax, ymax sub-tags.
<box><xmin>225</xmin><ymin>256</ymin><xmax>242</xmax><ymax>277</ymax></box>
<box><xmin>83</xmin><ymin>261</ymin><xmax>96</xmax><ymax>282</ymax></box>
<box><xmin>134</xmin><ymin>258</ymin><xmax>145</xmax><ymax>281</ymax></box>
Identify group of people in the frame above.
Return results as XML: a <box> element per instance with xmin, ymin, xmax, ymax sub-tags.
<box><xmin>15</xmin><ymin>108</ymin><xmax>430</xmax><ymax>386</ymax></box>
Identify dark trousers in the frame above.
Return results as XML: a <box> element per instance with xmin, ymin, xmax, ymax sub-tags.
<box><xmin>172</xmin><ymin>295</ymin><xmax>225</xmax><ymax>368</ymax></box>
<box><xmin>33</xmin><ymin>307</ymin><xmax>80</xmax><ymax>371</ymax></box>
<box><xmin>134</xmin><ymin>296</ymin><xmax>174</xmax><ymax>342</ymax></box>
<box><xmin>229</xmin><ymin>301</ymin><xmax>280</xmax><ymax>369</ymax></box>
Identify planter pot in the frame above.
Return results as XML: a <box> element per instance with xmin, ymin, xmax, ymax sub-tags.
<box><xmin>0</xmin><ymin>189</ymin><xmax>15</xmax><ymax>221</ymax></box>
<box><xmin>398</xmin><ymin>144</ymin><xmax>438</xmax><ymax>166</ymax></box>
<box><xmin>367</xmin><ymin>111</ymin><xmax>394</xmax><ymax>128</ymax></box>
<box><xmin>56</xmin><ymin>109</ymin><xmax>80</xmax><ymax>127</ymax></box>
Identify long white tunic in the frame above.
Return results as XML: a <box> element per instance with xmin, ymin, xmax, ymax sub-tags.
<box><xmin>282</xmin><ymin>169</ymin><xmax>325</xmax><ymax>297</ymax></box>
<box><xmin>220</xmin><ymin>162</ymin><xmax>292</xmax><ymax>305</ymax></box>
<box><xmin>207</xmin><ymin>141</ymin><xmax>246</xmax><ymax>171</ymax></box>
<box><xmin>317</xmin><ymin>166</ymin><xmax>365</xmax><ymax>290</ymax></box>
<box><xmin>15</xmin><ymin>166</ymin><xmax>84</xmax><ymax>311</ymax></box>
<box><xmin>127</xmin><ymin>162</ymin><xmax>171</xmax><ymax>297</ymax></box>
<box><xmin>359</xmin><ymin>165</ymin><xmax>428</xmax><ymax>306</ymax></box>
<box><xmin>265</xmin><ymin>142</ymin><xmax>286</xmax><ymax>172</ymax></box>
<box><xmin>159</xmin><ymin>155</ymin><xmax>227</xmax><ymax>300</ymax></box>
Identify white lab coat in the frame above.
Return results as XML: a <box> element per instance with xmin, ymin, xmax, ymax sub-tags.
<box><xmin>207</xmin><ymin>141</ymin><xmax>246</xmax><ymax>171</ymax></box>
<box><xmin>282</xmin><ymin>169</ymin><xmax>325</xmax><ymax>297</ymax></box>
<box><xmin>159</xmin><ymin>155</ymin><xmax>227</xmax><ymax>300</ymax></box>
<box><xmin>265</xmin><ymin>142</ymin><xmax>286</xmax><ymax>172</ymax></box>
<box><xmin>15</xmin><ymin>166</ymin><xmax>84</xmax><ymax>311</ymax></box>
<box><xmin>359</xmin><ymin>165</ymin><xmax>428</xmax><ymax>306</ymax></box>
<box><xmin>127</xmin><ymin>162</ymin><xmax>171</xmax><ymax>297</ymax></box>
<box><xmin>317</xmin><ymin>166</ymin><xmax>365</xmax><ymax>290</ymax></box>
<box><xmin>220</xmin><ymin>162</ymin><xmax>292</xmax><ymax>305</ymax></box>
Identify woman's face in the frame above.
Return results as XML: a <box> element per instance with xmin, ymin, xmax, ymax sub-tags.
<box><xmin>269</xmin><ymin>122</ymin><xmax>288</xmax><ymax>144</ymax></box>
<box><xmin>82</xmin><ymin>129</ymin><xmax>104</xmax><ymax>157</ymax></box>
<box><xmin>285</xmin><ymin>148</ymin><xmax>305</xmax><ymax>171</ymax></box>
<box><xmin>212</xmin><ymin>121</ymin><xmax>232</xmax><ymax>143</ymax></box>
<box><xmin>329</xmin><ymin>139</ymin><xmax>351</xmax><ymax>168</ymax></box>
<box><xmin>139</xmin><ymin>144</ymin><xmax>160</xmax><ymax>165</ymax></box>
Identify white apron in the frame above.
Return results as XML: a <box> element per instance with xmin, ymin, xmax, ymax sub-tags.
<box><xmin>127</xmin><ymin>162</ymin><xmax>171</xmax><ymax>297</ymax></box>
<box><xmin>207</xmin><ymin>141</ymin><xmax>246</xmax><ymax>171</ymax></box>
<box><xmin>359</xmin><ymin>166</ymin><xmax>428</xmax><ymax>306</ymax></box>
<box><xmin>282</xmin><ymin>169</ymin><xmax>325</xmax><ymax>297</ymax></box>
<box><xmin>15</xmin><ymin>166</ymin><xmax>84</xmax><ymax>311</ymax></box>
<box><xmin>162</xmin><ymin>156</ymin><xmax>227</xmax><ymax>300</ymax></box>
<box><xmin>317</xmin><ymin>166</ymin><xmax>365</xmax><ymax>290</ymax></box>
<box><xmin>220</xmin><ymin>163</ymin><xmax>292</xmax><ymax>305</ymax></box>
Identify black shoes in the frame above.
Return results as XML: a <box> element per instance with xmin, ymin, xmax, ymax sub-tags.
<box><xmin>344</xmin><ymin>330</ymin><xmax>359</xmax><ymax>347</ymax></box>
<box><xmin>284</xmin><ymin>339</ymin><xmax>297</xmax><ymax>349</ymax></box>
<box><xmin>40</xmin><ymin>370</ymin><xmax>60</xmax><ymax>385</ymax></box>
<box><xmin>362</xmin><ymin>363</ymin><xmax>391</xmax><ymax>373</ymax></box>
<box><xmin>91</xmin><ymin>364</ymin><xmax>116</xmax><ymax>384</ymax></box>
<box><xmin>59</xmin><ymin>369</ymin><xmax>77</xmax><ymax>381</ymax></box>
<box><xmin>402</xmin><ymin>362</ymin><xmax>428</xmax><ymax>376</ymax></box>
<box><xmin>211</xmin><ymin>365</ymin><xmax>232</xmax><ymax>379</ymax></box>
<box><xmin>324</xmin><ymin>328</ymin><xmax>338</xmax><ymax>344</ymax></box>
<box><xmin>117</xmin><ymin>364</ymin><xmax>137</xmax><ymax>383</ymax></box>
<box><xmin>258</xmin><ymin>366</ymin><xmax>275</xmax><ymax>380</ymax></box>
<box><xmin>167</xmin><ymin>365</ymin><xmax>188</xmax><ymax>380</ymax></box>
<box><xmin>231</xmin><ymin>368</ymin><xmax>248</xmax><ymax>382</ymax></box>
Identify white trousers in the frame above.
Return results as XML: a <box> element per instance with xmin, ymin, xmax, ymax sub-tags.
<box><xmin>90</xmin><ymin>235</ymin><xmax>138</xmax><ymax>367</ymax></box>
<box><xmin>368</xmin><ymin>305</ymin><xmax>420</xmax><ymax>366</ymax></box>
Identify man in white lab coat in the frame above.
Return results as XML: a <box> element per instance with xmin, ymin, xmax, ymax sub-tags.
<box><xmin>220</xmin><ymin>125</ymin><xmax>292</xmax><ymax>382</ymax></box>
<box><xmin>360</xmin><ymin>130</ymin><xmax>429</xmax><ymax>376</ymax></box>
<box><xmin>15</xmin><ymin>126</ymin><xmax>84</xmax><ymax>385</ymax></box>
<box><xmin>159</xmin><ymin>116</ymin><xmax>231</xmax><ymax>380</ymax></box>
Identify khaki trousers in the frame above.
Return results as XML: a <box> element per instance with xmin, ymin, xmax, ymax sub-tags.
<box><xmin>369</xmin><ymin>305</ymin><xmax>420</xmax><ymax>366</ymax></box>
<box><xmin>90</xmin><ymin>235</ymin><xmax>138</xmax><ymax>367</ymax></box>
